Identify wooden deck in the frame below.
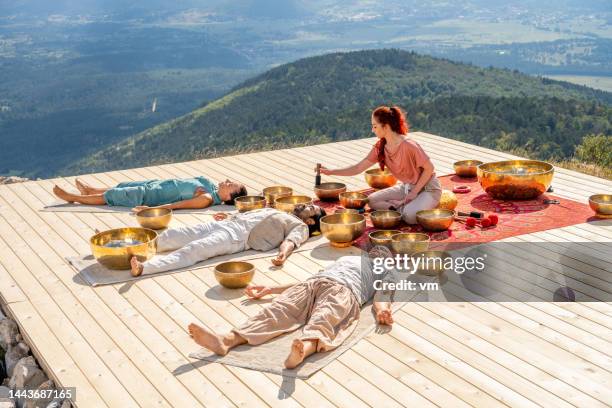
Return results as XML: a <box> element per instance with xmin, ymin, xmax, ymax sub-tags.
<box><xmin>0</xmin><ymin>132</ymin><xmax>610</xmax><ymax>407</ymax></box>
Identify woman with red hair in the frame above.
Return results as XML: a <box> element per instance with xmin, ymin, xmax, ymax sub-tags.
<box><xmin>319</xmin><ymin>106</ymin><xmax>441</xmax><ymax>223</ymax></box>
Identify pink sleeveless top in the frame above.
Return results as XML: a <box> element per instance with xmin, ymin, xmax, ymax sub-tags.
<box><xmin>366</xmin><ymin>138</ymin><xmax>435</xmax><ymax>184</ymax></box>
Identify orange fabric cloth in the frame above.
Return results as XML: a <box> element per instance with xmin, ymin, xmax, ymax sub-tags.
<box><xmin>367</xmin><ymin>137</ymin><xmax>435</xmax><ymax>184</ymax></box>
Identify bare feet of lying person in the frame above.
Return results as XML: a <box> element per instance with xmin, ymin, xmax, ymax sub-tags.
<box><xmin>188</xmin><ymin>323</ymin><xmax>232</xmax><ymax>356</ymax></box>
<box><xmin>130</xmin><ymin>256</ymin><xmax>144</xmax><ymax>277</ymax></box>
<box><xmin>284</xmin><ymin>339</ymin><xmax>317</xmax><ymax>369</ymax></box>
<box><xmin>75</xmin><ymin>178</ymin><xmax>91</xmax><ymax>195</ymax></box>
<box><xmin>53</xmin><ymin>185</ymin><xmax>75</xmax><ymax>203</ymax></box>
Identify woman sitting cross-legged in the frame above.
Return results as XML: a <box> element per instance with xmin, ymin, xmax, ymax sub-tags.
<box><xmin>52</xmin><ymin>177</ymin><xmax>247</xmax><ymax>210</ymax></box>
<box><xmin>187</xmin><ymin>247</ymin><xmax>396</xmax><ymax>369</ymax></box>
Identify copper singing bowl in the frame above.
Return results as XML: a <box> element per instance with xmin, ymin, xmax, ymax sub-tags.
<box><xmin>416</xmin><ymin>209</ymin><xmax>455</xmax><ymax>231</ymax></box>
<box><xmin>339</xmin><ymin>191</ymin><xmax>368</xmax><ymax>209</ymax></box>
<box><xmin>214</xmin><ymin>261</ymin><xmax>255</xmax><ymax>289</ymax></box>
<box><xmin>364</xmin><ymin>168</ymin><xmax>397</xmax><ymax>189</ymax></box>
<box><xmin>90</xmin><ymin>227</ymin><xmax>157</xmax><ymax>270</ymax></box>
<box><xmin>371</xmin><ymin>210</ymin><xmax>402</xmax><ymax>229</ymax></box>
<box><xmin>369</xmin><ymin>230</ymin><xmax>402</xmax><ymax>248</ymax></box>
<box><xmin>274</xmin><ymin>195</ymin><xmax>312</xmax><ymax>213</ymax></box>
<box><xmin>135</xmin><ymin>208</ymin><xmax>172</xmax><ymax>230</ymax></box>
<box><xmin>235</xmin><ymin>195</ymin><xmax>266</xmax><ymax>212</ymax></box>
<box><xmin>262</xmin><ymin>186</ymin><xmax>293</xmax><ymax>206</ymax></box>
<box><xmin>454</xmin><ymin>160</ymin><xmax>483</xmax><ymax>178</ymax></box>
<box><xmin>320</xmin><ymin>213</ymin><xmax>366</xmax><ymax>247</ymax></box>
<box><xmin>314</xmin><ymin>182</ymin><xmax>347</xmax><ymax>201</ymax></box>
<box><xmin>478</xmin><ymin>160</ymin><xmax>554</xmax><ymax>200</ymax></box>
<box><xmin>391</xmin><ymin>232</ymin><xmax>430</xmax><ymax>254</ymax></box>
<box><xmin>413</xmin><ymin>250</ymin><xmax>452</xmax><ymax>276</ymax></box>
<box><xmin>589</xmin><ymin>194</ymin><xmax>612</xmax><ymax>218</ymax></box>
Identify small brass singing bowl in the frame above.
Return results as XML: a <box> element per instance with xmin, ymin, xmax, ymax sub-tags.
<box><xmin>412</xmin><ymin>250</ymin><xmax>452</xmax><ymax>276</ymax></box>
<box><xmin>214</xmin><ymin>261</ymin><xmax>255</xmax><ymax>289</ymax></box>
<box><xmin>136</xmin><ymin>208</ymin><xmax>172</xmax><ymax>230</ymax></box>
<box><xmin>364</xmin><ymin>168</ymin><xmax>397</xmax><ymax>189</ymax></box>
<box><xmin>314</xmin><ymin>182</ymin><xmax>347</xmax><ymax>201</ymax></box>
<box><xmin>320</xmin><ymin>213</ymin><xmax>366</xmax><ymax>248</ymax></box>
<box><xmin>478</xmin><ymin>160</ymin><xmax>554</xmax><ymax>200</ymax></box>
<box><xmin>335</xmin><ymin>208</ymin><xmax>359</xmax><ymax>214</ymax></box>
<box><xmin>262</xmin><ymin>186</ymin><xmax>293</xmax><ymax>206</ymax></box>
<box><xmin>454</xmin><ymin>160</ymin><xmax>483</xmax><ymax>178</ymax></box>
<box><xmin>339</xmin><ymin>191</ymin><xmax>369</xmax><ymax>209</ymax></box>
<box><xmin>371</xmin><ymin>210</ymin><xmax>402</xmax><ymax>229</ymax></box>
<box><xmin>589</xmin><ymin>194</ymin><xmax>612</xmax><ymax>218</ymax></box>
<box><xmin>416</xmin><ymin>209</ymin><xmax>455</xmax><ymax>231</ymax></box>
<box><xmin>391</xmin><ymin>233</ymin><xmax>430</xmax><ymax>254</ymax></box>
<box><xmin>369</xmin><ymin>230</ymin><xmax>402</xmax><ymax>248</ymax></box>
<box><xmin>274</xmin><ymin>195</ymin><xmax>313</xmax><ymax>213</ymax></box>
<box><xmin>90</xmin><ymin>227</ymin><xmax>157</xmax><ymax>270</ymax></box>
<box><xmin>234</xmin><ymin>195</ymin><xmax>266</xmax><ymax>212</ymax></box>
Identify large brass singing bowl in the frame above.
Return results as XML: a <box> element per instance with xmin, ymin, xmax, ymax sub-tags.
<box><xmin>478</xmin><ymin>160</ymin><xmax>554</xmax><ymax>200</ymax></box>
<box><xmin>235</xmin><ymin>195</ymin><xmax>266</xmax><ymax>212</ymax></box>
<box><xmin>262</xmin><ymin>186</ymin><xmax>293</xmax><ymax>206</ymax></box>
<box><xmin>135</xmin><ymin>208</ymin><xmax>172</xmax><ymax>230</ymax></box>
<box><xmin>454</xmin><ymin>160</ymin><xmax>483</xmax><ymax>178</ymax></box>
<box><xmin>369</xmin><ymin>230</ymin><xmax>402</xmax><ymax>248</ymax></box>
<box><xmin>214</xmin><ymin>261</ymin><xmax>255</xmax><ymax>289</ymax></box>
<box><xmin>589</xmin><ymin>194</ymin><xmax>612</xmax><ymax>218</ymax></box>
<box><xmin>391</xmin><ymin>232</ymin><xmax>430</xmax><ymax>254</ymax></box>
<box><xmin>364</xmin><ymin>168</ymin><xmax>397</xmax><ymax>189</ymax></box>
<box><xmin>339</xmin><ymin>192</ymin><xmax>368</xmax><ymax>209</ymax></box>
<box><xmin>274</xmin><ymin>195</ymin><xmax>312</xmax><ymax>213</ymax></box>
<box><xmin>416</xmin><ymin>209</ymin><xmax>455</xmax><ymax>232</ymax></box>
<box><xmin>335</xmin><ymin>208</ymin><xmax>359</xmax><ymax>214</ymax></box>
<box><xmin>320</xmin><ymin>213</ymin><xmax>366</xmax><ymax>248</ymax></box>
<box><xmin>314</xmin><ymin>182</ymin><xmax>347</xmax><ymax>201</ymax></box>
<box><xmin>90</xmin><ymin>227</ymin><xmax>157</xmax><ymax>270</ymax></box>
<box><xmin>371</xmin><ymin>210</ymin><xmax>402</xmax><ymax>229</ymax></box>
<box><xmin>413</xmin><ymin>250</ymin><xmax>452</xmax><ymax>276</ymax></box>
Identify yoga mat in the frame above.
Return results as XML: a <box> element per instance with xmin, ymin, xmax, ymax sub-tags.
<box><xmin>41</xmin><ymin>201</ymin><xmax>237</xmax><ymax>215</ymax></box>
<box><xmin>314</xmin><ymin>175</ymin><xmax>595</xmax><ymax>249</ymax></box>
<box><xmin>188</xmin><ymin>300</ymin><xmax>415</xmax><ymax>379</ymax></box>
<box><xmin>67</xmin><ymin>235</ymin><xmax>329</xmax><ymax>286</ymax></box>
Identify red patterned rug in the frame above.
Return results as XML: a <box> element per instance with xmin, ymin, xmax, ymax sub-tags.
<box><xmin>314</xmin><ymin>174</ymin><xmax>596</xmax><ymax>250</ymax></box>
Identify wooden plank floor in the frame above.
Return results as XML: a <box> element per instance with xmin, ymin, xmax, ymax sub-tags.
<box><xmin>0</xmin><ymin>133</ymin><xmax>610</xmax><ymax>407</ymax></box>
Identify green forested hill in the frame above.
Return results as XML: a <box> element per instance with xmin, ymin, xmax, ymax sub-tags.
<box><xmin>66</xmin><ymin>49</ymin><xmax>611</xmax><ymax>174</ymax></box>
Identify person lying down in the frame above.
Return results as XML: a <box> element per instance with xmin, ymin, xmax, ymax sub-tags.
<box><xmin>130</xmin><ymin>204</ymin><xmax>327</xmax><ymax>277</ymax></box>
<box><xmin>188</xmin><ymin>247</ymin><xmax>397</xmax><ymax>369</ymax></box>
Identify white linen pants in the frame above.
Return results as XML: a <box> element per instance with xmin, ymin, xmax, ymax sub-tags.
<box><xmin>368</xmin><ymin>178</ymin><xmax>442</xmax><ymax>224</ymax></box>
<box><xmin>142</xmin><ymin>221</ymin><xmax>246</xmax><ymax>275</ymax></box>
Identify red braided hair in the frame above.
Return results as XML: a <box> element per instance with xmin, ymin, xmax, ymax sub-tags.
<box><xmin>372</xmin><ymin>106</ymin><xmax>409</xmax><ymax>170</ymax></box>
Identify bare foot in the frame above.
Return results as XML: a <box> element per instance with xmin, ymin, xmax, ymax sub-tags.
<box><xmin>188</xmin><ymin>323</ymin><xmax>230</xmax><ymax>356</ymax></box>
<box><xmin>284</xmin><ymin>339</ymin><xmax>306</xmax><ymax>369</ymax></box>
<box><xmin>75</xmin><ymin>178</ymin><xmax>91</xmax><ymax>195</ymax></box>
<box><xmin>53</xmin><ymin>185</ymin><xmax>75</xmax><ymax>203</ymax></box>
<box><xmin>130</xmin><ymin>256</ymin><xmax>143</xmax><ymax>277</ymax></box>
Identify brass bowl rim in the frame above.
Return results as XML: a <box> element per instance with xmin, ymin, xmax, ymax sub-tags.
<box><xmin>214</xmin><ymin>261</ymin><xmax>255</xmax><ymax>274</ymax></box>
<box><xmin>275</xmin><ymin>195</ymin><xmax>313</xmax><ymax>203</ymax></box>
<box><xmin>416</xmin><ymin>209</ymin><xmax>455</xmax><ymax>218</ymax></box>
<box><xmin>371</xmin><ymin>210</ymin><xmax>402</xmax><ymax>218</ymax></box>
<box><xmin>90</xmin><ymin>227</ymin><xmax>158</xmax><ymax>246</ymax></box>
<box><xmin>339</xmin><ymin>191</ymin><xmax>368</xmax><ymax>199</ymax></box>
<box><xmin>589</xmin><ymin>194</ymin><xmax>612</xmax><ymax>203</ymax></box>
<box><xmin>314</xmin><ymin>182</ymin><xmax>347</xmax><ymax>190</ymax></box>
<box><xmin>136</xmin><ymin>207</ymin><xmax>172</xmax><ymax>217</ymax></box>
<box><xmin>454</xmin><ymin>160</ymin><xmax>484</xmax><ymax>167</ymax></box>
<box><xmin>235</xmin><ymin>195</ymin><xmax>266</xmax><ymax>203</ymax></box>
<box><xmin>369</xmin><ymin>229</ymin><xmax>402</xmax><ymax>239</ymax></box>
<box><xmin>262</xmin><ymin>185</ymin><xmax>293</xmax><ymax>192</ymax></box>
<box><xmin>391</xmin><ymin>232</ymin><xmax>430</xmax><ymax>242</ymax></box>
<box><xmin>365</xmin><ymin>168</ymin><xmax>394</xmax><ymax>175</ymax></box>
<box><xmin>478</xmin><ymin>160</ymin><xmax>554</xmax><ymax>176</ymax></box>
<box><xmin>321</xmin><ymin>213</ymin><xmax>366</xmax><ymax>226</ymax></box>
<box><xmin>335</xmin><ymin>208</ymin><xmax>359</xmax><ymax>213</ymax></box>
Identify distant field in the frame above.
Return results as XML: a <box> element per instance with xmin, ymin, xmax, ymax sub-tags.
<box><xmin>546</xmin><ymin>75</ymin><xmax>612</xmax><ymax>93</ymax></box>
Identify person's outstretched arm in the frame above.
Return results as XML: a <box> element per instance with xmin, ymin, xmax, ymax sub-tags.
<box><xmin>132</xmin><ymin>194</ymin><xmax>213</xmax><ymax>212</ymax></box>
<box><xmin>244</xmin><ymin>283</ymin><xmax>295</xmax><ymax>299</ymax></box>
<box><xmin>272</xmin><ymin>240</ymin><xmax>296</xmax><ymax>266</ymax></box>
<box><xmin>319</xmin><ymin>156</ymin><xmax>376</xmax><ymax>177</ymax></box>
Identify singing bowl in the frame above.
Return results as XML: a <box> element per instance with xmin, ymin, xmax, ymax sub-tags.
<box><xmin>391</xmin><ymin>233</ymin><xmax>430</xmax><ymax>254</ymax></box>
<box><xmin>262</xmin><ymin>186</ymin><xmax>293</xmax><ymax>206</ymax></box>
<box><xmin>90</xmin><ymin>227</ymin><xmax>157</xmax><ymax>270</ymax></box>
<box><xmin>454</xmin><ymin>160</ymin><xmax>483</xmax><ymax>178</ymax></box>
<box><xmin>364</xmin><ymin>168</ymin><xmax>397</xmax><ymax>189</ymax></box>
<box><xmin>370</xmin><ymin>210</ymin><xmax>402</xmax><ymax>229</ymax></box>
<box><xmin>339</xmin><ymin>192</ymin><xmax>369</xmax><ymax>209</ymax></box>
<box><xmin>135</xmin><ymin>208</ymin><xmax>172</xmax><ymax>230</ymax></box>
<box><xmin>274</xmin><ymin>195</ymin><xmax>312</xmax><ymax>213</ymax></box>
<box><xmin>369</xmin><ymin>230</ymin><xmax>402</xmax><ymax>248</ymax></box>
<box><xmin>437</xmin><ymin>190</ymin><xmax>458</xmax><ymax>211</ymax></box>
<box><xmin>589</xmin><ymin>194</ymin><xmax>612</xmax><ymax>218</ymax></box>
<box><xmin>235</xmin><ymin>195</ymin><xmax>266</xmax><ymax>212</ymax></box>
<box><xmin>335</xmin><ymin>208</ymin><xmax>359</xmax><ymax>214</ymax></box>
<box><xmin>214</xmin><ymin>261</ymin><xmax>255</xmax><ymax>289</ymax></box>
<box><xmin>477</xmin><ymin>160</ymin><xmax>554</xmax><ymax>200</ymax></box>
<box><xmin>416</xmin><ymin>209</ymin><xmax>455</xmax><ymax>231</ymax></box>
<box><xmin>320</xmin><ymin>213</ymin><xmax>366</xmax><ymax>248</ymax></box>
<box><xmin>413</xmin><ymin>250</ymin><xmax>452</xmax><ymax>276</ymax></box>
<box><xmin>314</xmin><ymin>182</ymin><xmax>347</xmax><ymax>201</ymax></box>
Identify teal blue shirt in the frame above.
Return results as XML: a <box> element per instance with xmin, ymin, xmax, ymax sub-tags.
<box><xmin>103</xmin><ymin>177</ymin><xmax>221</xmax><ymax>207</ymax></box>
